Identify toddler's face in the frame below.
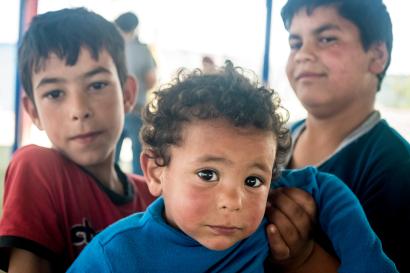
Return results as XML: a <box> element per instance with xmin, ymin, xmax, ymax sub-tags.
<box><xmin>159</xmin><ymin>119</ymin><xmax>276</xmax><ymax>250</ymax></box>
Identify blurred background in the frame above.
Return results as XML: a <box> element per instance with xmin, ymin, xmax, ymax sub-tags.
<box><xmin>1</xmin><ymin>0</ymin><xmax>409</xmax><ymax>203</ymax></box>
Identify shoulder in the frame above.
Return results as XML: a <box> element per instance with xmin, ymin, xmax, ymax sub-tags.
<box><xmin>11</xmin><ymin>144</ymin><xmax>72</xmax><ymax>168</ymax></box>
<box><xmin>94</xmin><ymin>211</ymin><xmax>147</xmax><ymax>248</ymax></box>
<box><xmin>5</xmin><ymin>145</ymin><xmax>84</xmax><ymax>191</ymax></box>
<box><xmin>8</xmin><ymin>145</ymin><xmax>73</xmax><ymax>177</ymax></box>
<box><xmin>356</xmin><ymin>120</ymin><xmax>410</xmax><ymax>173</ymax></box>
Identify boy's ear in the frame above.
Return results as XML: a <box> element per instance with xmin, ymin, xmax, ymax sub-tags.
<box><xmin>140</xmin><ymin>150</ymin><xmax>163</xmax><ymax>197</ymax></box>
<box><xmin>368</xmin><ymin>42</ymin><xmax>388</xmax><ymax>74</ymax></box>
<box><xmin>123</xmin><ymin>75</ymin><xmax>138</xmax><ymax>113</ymax></box>
<box><xmin>22</xmin><ymin>95</ymin><xmax>43</xmax><ymax>130</ymax></box>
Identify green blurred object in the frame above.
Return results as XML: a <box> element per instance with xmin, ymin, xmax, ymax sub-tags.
<box><xmin>380</xmin><ymin>75</ymin><xmax>410</xmax><ymax>109</ymax></box>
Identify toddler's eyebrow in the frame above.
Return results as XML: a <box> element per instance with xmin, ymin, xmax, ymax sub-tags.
<box><xmin>195</xmin><ymin>155</ymin><xmax>271</xmax><ymax>173</ymax></box>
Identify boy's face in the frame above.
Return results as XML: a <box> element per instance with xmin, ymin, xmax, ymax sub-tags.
<box><xmin>145</xmin><ymin>119</ymin><xmax>276</xmax><ymax>250</ymax></box>
<box><xmin>286</xmin><ymin>6</ymin><xmax>385</xmax><ymax>117</ymax></box>
<box><xmin>24</xmin><ymin>48</ymin><xmax>135</xmax><ymax>168</ymax></box>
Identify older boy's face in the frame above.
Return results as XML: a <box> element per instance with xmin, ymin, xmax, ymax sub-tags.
<box><xmin>159</xmin><ymin>119</ymin><xmax>276</xmax><ymax>250</ymax></box>
<box><xmin>286</xmin><ymin>6</ymin><xmax>379</xmax><ymax>118</ymax></box>
<box><xmin>27</xmin><ymin>48</ymin><xmax>131</xmax><ymax>169</ymax></box>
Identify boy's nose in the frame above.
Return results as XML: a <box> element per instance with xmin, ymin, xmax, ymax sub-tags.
<box><xmin>218</xmin><ymin>185</ymin><xmax>243</xmax><ymax>212</ymax></box>
<box><xmin>295</xmin><ymin>42</ymin><xmax>317</xmax><ymax>63</ymax></box>
<box><xmin>72</xmin><ymin>111</ymin><xmax>92</xmax><ymax>120</ymax></box>
<box><xmin>71</xmin><ymin>95</ymin><xmax>93</xmax><ymax>121</ymax></box>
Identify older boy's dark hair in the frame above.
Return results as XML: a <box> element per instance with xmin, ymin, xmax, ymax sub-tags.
<box><xmin>115</xmin><ymin>12</ymin><xmax>139</xmax><ymax>33</ymax></box>
<box><xmin>281</xmin><ymin>0</ymin><xmax>393</xmax><ymax>91</ymax></box>
<box><xmin>19</xmin><ymin>7</ymin><xmax>128</xmax><ymax>102</ymax></box>
<box><xmin>141</xmin><ymin>60</ymin><xmax>291</xmax><ymax>180</ymax></box>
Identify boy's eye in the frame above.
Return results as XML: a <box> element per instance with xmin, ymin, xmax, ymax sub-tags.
<box><xmin>89</xmin><ymin>81</ymin><xmax>108</xmax><ymax>90</ymax></box>
<box><xmin>44</xmin><ymin>90</ymin><xmax>63</xmax><ymax>100</ymax></box>
<box><xmin>319</xmin><ymin>36</ymin><xmax>337</xmax><ymax>44</ymax></box>
<box><xmin>197</xmin><ymin>169</ymin><xmax>218</xmax><ymax>182</ymax></box>
<box><xmin>289</xmin><ymin>39</ymin><xmax>302</xmax><ymax>50</ymax></box>
<box><xmin>245</xmin><ymin>176</ymin><xmax>263</xmax><ymax>188</ymax></box>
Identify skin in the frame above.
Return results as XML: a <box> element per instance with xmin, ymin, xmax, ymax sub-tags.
<box><xmin>9</xmin><ymin>47</ymin><xmax>137</xmax><ymax>273</ymax></box>
<box><xmin>142</xmin><ymin>118</ymin><xmax>276</xmax><ymax>250</ymax></box>
<box><xmin>285</xmin><ymin>6</ymin><xmax>387</xmax><ymax>167</ymax></box>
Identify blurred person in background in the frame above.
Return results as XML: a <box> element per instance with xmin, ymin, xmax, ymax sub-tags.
<box><xmin>114</xmin><ymin>11</ymin><xmax>157</xmax><ymax>175</ymax></box>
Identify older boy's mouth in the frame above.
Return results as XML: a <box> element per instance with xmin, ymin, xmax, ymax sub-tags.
<box><xmin>295</xmin><ymin>72</ymin><xmax>326</xmax><ymax>81</ymax></box>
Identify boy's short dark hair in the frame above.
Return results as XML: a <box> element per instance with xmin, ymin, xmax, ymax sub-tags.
<box><xmin>115</xmin><ymin>12</ymin><xmax>139</xmax><ymax>33</ymax></box>
<box><xmin>19</xmin><ymin>7</ymin><xmax>128</xmax><ymax>101</ymax></box>
<box><xmin>281</xmin><ymin>0</ymin><xmax>393</xmax><ymax>91</ymax></box>
<box><xmin>141</xmin><ymin>60</ymin><xmax>291</xmax><ymax>180</ymax></box>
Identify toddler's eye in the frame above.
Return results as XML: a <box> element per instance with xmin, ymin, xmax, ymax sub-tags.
<box><xmin>197</xmin><ymin>169</ymin><xmax>218</xmax><ymax>182</ymax></box>
<box><xmin>245</xmin><ymin>176</ymin><xmax>263</xmax><ymax>188</ymax></box>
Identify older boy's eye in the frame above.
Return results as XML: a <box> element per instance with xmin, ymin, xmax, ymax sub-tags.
<box><xmin>44</xmin><ymin>90</ymin><xmax>63</xmax><ymax>100</ymax></box>
<box><xmin>197</xmin><ymin>169</ymin><xmax>218</xmax><ymax>182</ymax></box>
<box><xmin>319</xmin><ymin>36</ymin><xmax>337</xmax><ymax>44</ymax></box>
<box><xmin>289</xmin><ymin>39</ymin><xmax>302</xmax><ymax>50</ymax></box>
<box><xmin>245</xmin><ymin>176</ymin><xmax>263</xmax><ymax>188</ymax></box>
<box><xmin>89</xmin><ymin>82</ymin><xmax>108</xmax><ymax>90</ymax></box>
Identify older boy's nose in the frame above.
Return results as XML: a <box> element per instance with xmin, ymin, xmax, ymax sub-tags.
<box><xmin>218</xmin><ymin>186</ymin><xmax>243</xmax><ymax>212</ymax></box>
<box><xmin>295</xmin><ymin>42</ymin><xmax>316</xmax><ymax>63</ymax></box>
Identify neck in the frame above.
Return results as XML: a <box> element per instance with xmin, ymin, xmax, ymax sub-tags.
<box><xmin>305</xmin><ymin>103</ymin><xmax>375</xmax><ymax>143</ymax></box>
<box><xmin>289</xmin><ymin>103</ymin><xmax>375</xmax><ymax>168</ymax></box>
<box><xmin>84</xmin><ymin>159</ymin><xmax>123</xmax><ymax>195</ymax></box>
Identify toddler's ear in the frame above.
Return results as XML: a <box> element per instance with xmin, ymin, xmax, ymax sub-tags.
<box><xmin>123</xmin><ymin>75</ymin><xmax>138</xmax><ymax>113</ymax></box>
<box><xmin>140</xmin><ymin>150</ymin><xmax>163</xmax><ymax>196</ymax></box>
<box><xmin>369</xmin><ymin>42</ymin><xmax>388</xmax><ymax>74</ymax></box>
<box><xmin>22</xmin><ymin>95</ymin><xmax>43</xmax><ymax>130</ymax></box>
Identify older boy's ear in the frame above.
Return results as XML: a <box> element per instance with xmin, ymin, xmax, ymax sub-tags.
<box><xmin>369</xmin><ymin>42</ymin><xmax>388</xmax><ymax>74</ymax></box>
<box><xmin>22</xmin><ymin>95</ymin><xmax>43</xmax><ymax>130</ymax></box>
<box><xmin>123</xmin><ymin>75</ymin><xmax>138</xmax><ymax>113</ymax></box>
<box><xmin>140</xmin><ymin>150</ymin><xmax>163</xmax><ymax>197</ymax></box>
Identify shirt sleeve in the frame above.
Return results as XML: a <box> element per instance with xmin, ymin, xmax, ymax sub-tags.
<box><xmin>277</xmin><ymin>167</ymin><xmax>398</xmax><ymax>273</ymax></box>
<box><xmin>0</xmin><ymin>146</ymin><xmax>65</xmax><ymax>267</ymax></box>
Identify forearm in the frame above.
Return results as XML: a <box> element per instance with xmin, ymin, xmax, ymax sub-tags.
<box><xmin>8</xmin><ymin>248</ymin><xmax>52</xmax><ymax>273</ymax></box>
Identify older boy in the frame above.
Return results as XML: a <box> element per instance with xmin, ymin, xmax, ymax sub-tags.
<box><xmin>68</xmin><ymin>62</ymin><xmax>396</xmax><ymax>273</ymax></box>
<box><xmin>281</xmin><ymin>0</ymin><xmax>410</xmax><ymax>271</ymax></box>
<box><xmin>0</xmin><ymin>8</ymin><xmax>157</xmax><ymax>273</ymax></box>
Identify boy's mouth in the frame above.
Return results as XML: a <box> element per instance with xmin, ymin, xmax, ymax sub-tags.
<box><xmin>207</xmin><ymin>225</ymin><xmax>243</xmax><ymax>235</ymax></box>
<box><xmin>295</xmin><ymin>71</ymin><xmax>326</xmax><ymax>81</ymax></box>
<box><xmin>69</xmin><ymin>131</ymin><xmax>103</xmax><ymax>143</ymax></box>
